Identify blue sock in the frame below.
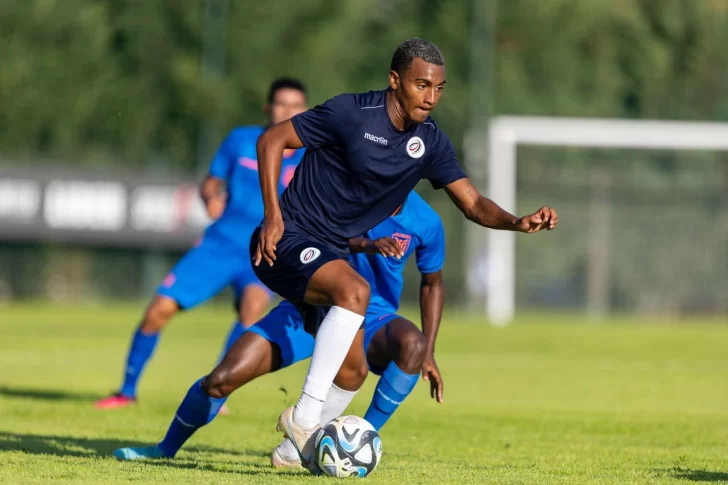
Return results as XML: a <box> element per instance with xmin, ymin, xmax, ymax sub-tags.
<box><xmin>364</xmin><ymin>362</ymin><xmax>419</xmax><ymax>431</ymax></box>
<box><xmin>218</xmin><ymin>321</ymin><xmax>246</xmax><ymax>363</ymax></box>
<box><xmin>158</xmin><ymin>378</ymin><xmax>227</xmax><ymax>457</ymax></box>
<box><xmin>120</xmin><ymin>329</ymin><xmax>160</xmax><ymax>398</ymax></box>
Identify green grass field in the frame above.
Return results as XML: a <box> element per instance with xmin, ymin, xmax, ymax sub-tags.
<box><xmin>1</xmin><ymin>304</ymin><xmax>727</xmax><ymax>484</ymax></box>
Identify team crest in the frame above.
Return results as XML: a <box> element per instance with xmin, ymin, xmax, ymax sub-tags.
<box><xmin>300</xmin><ymin>247</ymin><xmax>321</xmax><ymax>264</ymax></box>
<box><xmin>405</xmin><ymin>136</ymin><xmax>425</xmax><ymax>159</ymax></box>
<box><xmin>392</xmin><ymin>233</ymin><xmax>411</xmax><ymax>253</ymax></box>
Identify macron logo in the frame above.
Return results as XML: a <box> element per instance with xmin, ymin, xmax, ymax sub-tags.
<box><xmin>364</xmin><ymin>133</ymin><xmax>388</xmax><ymax>145</ymax></box>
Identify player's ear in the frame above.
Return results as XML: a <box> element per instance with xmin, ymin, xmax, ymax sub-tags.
<box><xmin>263</xmin><ymin>103</ymin><xmax>271</xmax><ymax>119</ymax></box>
<box><xmin>388</xmin><ymin>70</ymin><xmax>400</xmax><ymax>91</ymax></box>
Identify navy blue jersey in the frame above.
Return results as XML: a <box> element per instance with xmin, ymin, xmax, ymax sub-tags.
<box><xmin>285</xmin><ymin>89</ymin><xmax>466</xmax><ymax>252</ymax></box>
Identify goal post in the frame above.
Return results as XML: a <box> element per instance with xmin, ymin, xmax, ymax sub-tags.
<box><xmin>485</xmin><ymin>116</ymin><xmax>728</xmax><ymax>326</ymax></box>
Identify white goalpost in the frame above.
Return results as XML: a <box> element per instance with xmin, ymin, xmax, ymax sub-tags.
<box><xmin>486</xmin><ymin>116</ymin><xmax>728</xmax><ymax>326</ymax></box>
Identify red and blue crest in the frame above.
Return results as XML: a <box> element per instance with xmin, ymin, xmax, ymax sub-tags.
<box><xmin>392</xmin><ymin>232</ymin><xmax>411</xmax><ymax>253</ymax></box>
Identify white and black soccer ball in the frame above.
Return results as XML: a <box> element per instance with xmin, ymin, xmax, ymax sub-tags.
<box><xmin>314</xmin><ymin>415</ymin><xmax>383</xmax><ymax>478</ymax></box>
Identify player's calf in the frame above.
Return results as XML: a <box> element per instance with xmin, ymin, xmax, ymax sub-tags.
<box><xmin>288</xmin><ymin>262</ymin><xmax>370</xmax><ymax>432</ymax></box>
<box><xmin>204</xmin><ymin>332</ymin><xmax>280</xmax><ymax>399</ymax></box>
<box><xmin>333</xmin><ymin>329</ymin><xmax>369</xmax><ymax>392</ymax></box>
<box><xmin>96</xmin><ymin>296</ymin><xmax>179</xmax><ymax>408</ymax></box>
<box><xmin>112</xmin><ymin>331</ymin><xmax>279</xmax><ymax>459</ymax></box>
<box><xmin>363</xmin><ymin>318</ymin><xmax>425</xmax><ymax>431</ymax></box>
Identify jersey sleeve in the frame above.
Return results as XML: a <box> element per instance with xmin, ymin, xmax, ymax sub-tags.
<box><xmin>208</xmin><ymin>130</ymin><xmax>239</xmax><ymax>180</ymax></box>
<box><xmin>423</xmin><ymin>132</ymin><xmax>467</xmax><ymax>190</ymax></box>
<box><xmin>415</xmin><ymin>213</ymin><xmax>446</xmax><ymax>274</ymax></box>
<box><xmin>291</xmin><ymin>94</ymin><xmax>356</xmax><ymax>149</ymax></box>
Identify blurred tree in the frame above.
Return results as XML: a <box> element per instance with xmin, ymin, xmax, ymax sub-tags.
<box><xmin>2</xmin><ymin>0</ymin><xmax>728</xmax><ymax>308</ymax></box>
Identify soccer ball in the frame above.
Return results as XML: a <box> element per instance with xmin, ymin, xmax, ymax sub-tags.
<box><xmin>314</xmin><ymin>415</ymin><xmax>383</xmax><ymax>478</ymax></box>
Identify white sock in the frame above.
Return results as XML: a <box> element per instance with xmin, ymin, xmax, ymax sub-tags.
<box><xmin>293</xmin><ymin>306</ymin><xmax>364</xmax><ymax>428</ymax></box>
<box><xmin>320</xmin><ymin>384</ymin><xmax>358</xmax><ymax>426</ymax></box>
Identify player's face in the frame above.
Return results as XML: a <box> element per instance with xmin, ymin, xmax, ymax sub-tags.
<box><xmin>266</xmin><ymin>88</ymin><xmax>307</xmax><ymax>125</ymax></box>
<box><xmin>390</xmin><ymin>58</ymin><xmax>446</xmax><ymax>124</ymax></box>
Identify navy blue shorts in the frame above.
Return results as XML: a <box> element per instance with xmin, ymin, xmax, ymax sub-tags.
<box><xmin>250</xmin><ymin>225</ymin><xmax>347</xmax><ymax>333</ymax></box>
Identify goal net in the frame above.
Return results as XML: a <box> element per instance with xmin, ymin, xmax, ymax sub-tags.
<box><xmin>483</xmin><ymin>116</ymin><xmax>728</xmax><ymax>325</ymax></box>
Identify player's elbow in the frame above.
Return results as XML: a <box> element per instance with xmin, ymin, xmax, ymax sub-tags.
<box><xmin>257</xmin><ymin>120</ymin><xmax>298</xmax><ymax>155</ymax></box>
<box><xmin>459</xmin><ymin>201</ymin><xmax>480</xmax><ymax>223</ymax></box>
<box><xmin>421</xmin><ymin>270</ymin><xmax>445</xmax><ymax>290</ymax></box>
<box><xmin>256</xmin><ymin>128</ymin><xmax>275</xmax><ymax>157</ymax></box>
<box><xmin>198</xmin><ymin>176</ymin><xmax>217</xmax><ymax>200</ymax></box>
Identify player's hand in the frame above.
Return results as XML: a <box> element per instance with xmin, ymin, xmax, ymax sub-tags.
<box><xmin>422</xmin><ymin>353</ymin><xmax>443</xmax><ymax>403</ymax></box>
<box><xmin>205</xmin><ymin>195</ymin><xmax>227</xmax><ymax>220</ymax></box>
<box><xmin>370</xmin><ymin>237</ymin><xmax>404</xmax><ymax>259</ymax></box>
<box><xmin>515</xmin><ymin>206</ymin><xmax>558</xmax><ymax>233</ymax></box>
<box><xmin>255</xmin><ymin>214</ymin><xmax>284</xmax><ymax>267</ymax></box>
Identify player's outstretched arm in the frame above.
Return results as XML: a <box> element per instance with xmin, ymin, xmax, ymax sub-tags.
<box><xmin>444</xmin><ymin>178</ymin><xmax>558</xmax><ymax>233</ymax></box>
<box><xmin>420</xmin><ymin>270</ymin><xmax>445</xmax><ymax>403</ymax></box>
<box><xmin>349</xmin><ymin>237</ymin><xmax>405</xmax><ymax>258</ymax></box>
<box><xmin>254</xmin><ymin>120</ymin><xmax>304</xmax><ymax>266</ymax></box>
<box><xmin>199</xmin><ymin>176</ymin><xmax>226</xmax><ymax>220</ymax></box>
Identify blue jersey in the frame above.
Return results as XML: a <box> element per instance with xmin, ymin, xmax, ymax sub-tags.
<box><xmin>286</xmin><ymin>89</ymin><xmax>466</xmax><ymax>252</ymax></box>
<box><xmin>350</xmin><ymin>191</ymin><xmax>445</xmax><ymax>316</ymax></box>
<box><xmin>205</xmin><ymin>126</ymin><xmax>304</xmax><ymax>245</ymax></box>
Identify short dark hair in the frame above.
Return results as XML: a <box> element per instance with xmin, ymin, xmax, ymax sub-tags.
<box><xmin>267</xmin><ymin>77</ymin><xmax>307</xmax><ymax>103</ymax></box>
<box><xmin>390</xmin><ymin>38</ymin><xmax>445</xmax><ymax>74</ymax></box>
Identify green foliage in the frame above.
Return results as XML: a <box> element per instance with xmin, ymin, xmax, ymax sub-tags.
<box><xmin>0</xmin><ymin>0</ymin><xmax>472</xmax><ymax>169</ymax></box>
<box><xmin>3</xmin><ymin>0</ymin><xmax>727</xmax><ymax>165</ymax></box>
<box><xmin>495</xmin><ymin>0</ymin><xmax>728</xmax><ymax>120</ymax></box>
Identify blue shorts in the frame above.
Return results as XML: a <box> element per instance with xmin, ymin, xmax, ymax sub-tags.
<box><xmin>157</xmin><ymin>234</ymin><xmax>271</xmax><ymax>310</ymax></box>
<box><xmin>246</xmin><ymin>301</ymin><xmax>315</xmax><ymax>368</ymax></box>
<box><xmin>246</xmin><ymin>301</ymin><xmax>402</xmax><ymax>376</ymax></box>
<box><xmin>363</xmin><ymin>312</ymin><xmax>400</xmax><ymax>356</ymax></box>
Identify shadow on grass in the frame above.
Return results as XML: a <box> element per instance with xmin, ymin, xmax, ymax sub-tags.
<box><xmin>0</xmin><ymin>431</ymin><xmax>309</xmax><ymax>477</ymax></box>
<box><xmin>658</xmin><ymin>467</ymin><xmax>728</xmax><ymax>483</ymax></box>
<box><xmin>141</xmin><ymin>459</ymin><xmax>306</xmax><ymax>477</ymax></box>
<box><xmin>0</xmin><ymin>386</ymin><xmax>101</xmax><ymax>402</ymax></box>
<box><xmin>0</xmin><ymin>431</ymin><xmax>310</xmax><ymax>477</ymax></box>
<box><xmin>0</xmin><ymin>431</ymin><xmax>266</xmax><ymax>460</ymax></box>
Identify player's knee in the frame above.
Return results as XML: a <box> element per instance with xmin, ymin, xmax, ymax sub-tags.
<box><xmin>398</xmin><ymin>331</ymin><xmax>428</xmax><ymax>374</ymax></box>
<box><xmin>202</xmin><ymin>368</ymin><xmax>235</xmax><ymax>399</ymax></box>
<box><xmin>238</xmin><ymin>285</ymin><xmax>270</xmax><ymax>324</ymax></box>
<box><xmin>143</xmin><ymin>297</ymin><xmax>178</xmax><ymax>331</ymax></box>
<box><xmin>336</xmin><ymin>356</ymin><xmax>369</xmax><ymax>391</ymax></box>
<box><xmin>333</xmin><ymin>278</ymin><xmax>370</xmax><ymax>315</ymax></box>
<box><xmin>238</xmin><ymin>299</ymin><xmax>267</xmax><ymax>325</ymax></box>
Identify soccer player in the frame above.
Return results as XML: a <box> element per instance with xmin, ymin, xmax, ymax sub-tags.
<box><xmin>111</xmin><ymin>191</ymin><xmax>446</xmax><ymax>464</ymax></box>
<box><xmin>95</xmin><ymin>78</ymin><xmax>308</xmax><ymax>409</ymax></box>
<box><xmin>250</xmin><ymin>38</ymin><xmax>558</xmax><ymax>473</ymax></box>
